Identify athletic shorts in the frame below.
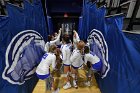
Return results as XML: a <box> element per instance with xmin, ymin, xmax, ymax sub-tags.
<box><xmin>71</xmin><ymin>65</ymin><xmax>82</xmax><ymax>69</ymax></box>
<box><xmin>36</xmin><ymin>73</ymin><xmax>50</xmax><ymax>80</ymax></box>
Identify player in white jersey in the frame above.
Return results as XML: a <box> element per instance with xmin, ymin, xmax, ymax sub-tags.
<box><xmin>69</xmin><ymin>40</ymin><xmax>85</xmax><ymax>89</ymax></box>
<box><xmin>61</xmin><ymin>34</ymin><xmax>72</xmax><ymax>89</ymax></box>
<box><xmin>36</xmin><ymin>45</ymin><xmax>60</xmax><ymax>93</ymax></box>
<box><xmin>83</xmin><ymin>46</ymin><xmax>102</xmax><ymax>86</ymax></box>
<box><xmin>44</xmin><ymin>28</ymin><xmax>61</xmax><ymax>52</ymax></box>
<box><xmin>36</xmin><ymin>45</ymin><xmax>57</xmax><ymax>79</ymax></box>
<box><xmin>61</xmin><ymin>34</ymin><xmax>72</xmax><ymax>65</ymax></box>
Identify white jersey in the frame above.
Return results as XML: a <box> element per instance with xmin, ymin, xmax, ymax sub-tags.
<box><xmin>84</xmin><ymin>53</ymin><xmax>100</xmax><ymax>65</ymax></box>
<box><xmin>54</xmin><ymin>36</ymin><xmax>60</xmax><ymax>45</ymax></box>
<box><xmin>44</xmin><ymin>42</ymin><xmax>51</xmax><ymax>52</ymax></box>
<box><xmin>44</xmin><ymin>32</ymin><xmax>61</xmax><ymax>52</ymax></box>
<box><xmin>70</xmin><ymin>49</ymin><xmax>84</xmax><ymax>67</ymax></box>
<box><xmin>36</xmin><ymin>53</ymin><xmax>56</xmax><ymax>75</ymax></box>
<box><xmin>60</xmin><ymin>43</ymin><xmax>64</xmax><ymax>51</ymax></box>
<box><xmin>61</xmin><ymin>44</ymin><xmax>72</xmax><ymax>65</ymax></box>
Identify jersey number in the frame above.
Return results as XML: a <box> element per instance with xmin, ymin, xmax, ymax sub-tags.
<box><xmin>42</xmin><ymin>53</ymin><xmax>48</xmax><ymax>59</ymax></box>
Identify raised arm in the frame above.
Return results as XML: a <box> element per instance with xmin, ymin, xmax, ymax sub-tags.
<box><xmin>50</xmin><ymin>28</ymin><xmax>62</xmax><ymax>44</ymax></box>
<box><xmin>73</xmin><ymin>30</ymin><xmax>80</xmax><ymax>43</ymax></box>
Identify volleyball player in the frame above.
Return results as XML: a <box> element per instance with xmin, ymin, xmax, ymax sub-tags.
<box><xmin>70</xmin><ymin>40</ymin><xmax>85</xmax><ymax>89</ymax></box>
<box><xmin>60</xmin><ymin>34</ymin><xmax>73</xmax><ymax>89</ymax></box>
<box><xmin>83</xmin><ymin>46</ymin><xmax>102</xmax><ymax>86</ymax></box>
<box><xmin>36</xmin><ymin>45</ymin><xmax>60</xmax><ymax>93</ymax></box>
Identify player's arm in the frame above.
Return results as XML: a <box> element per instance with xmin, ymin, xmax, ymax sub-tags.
<box><xmin>73</xmin><ymin>30</ymin><xmax>80</xmax><ymax>43</ymax></box>
<box><xmin>50</xmin><ymin>28</ymin><xmax>61</xmax><ymax>44</ymax></box>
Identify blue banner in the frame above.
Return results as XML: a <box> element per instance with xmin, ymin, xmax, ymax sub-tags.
<box><xmin>78</xmin><ymin>16</ymin><xmax>83</xmax><ymax>39</ymax></box>
<box><xmin>0</xmin><ymin>0</ymin><xmax>48</xmax><ymax>93</ymax></box>
<box><xmin>124</xmin><ymin>32</ymin><xmax>140</xmax><ymax>53</ymax></box>
<box><xmin>80</xmin><ymin>1</ymin><xmax>140</xmax><ymax>93</ymax></box>
<box><xmin>24</xmin><ymin>0</ymin><xmax>48</xmax><ymax>41</ymax></box>
<box><xmin>24</xmin><ymin>0</ymin><xmax>36</xmax><ymax>30</ymax></box>
<box><xmin>79</xmin><ymin>0</ymin><xmax>106</xmax><ymax>40</ymax></box>
<box><xmin>6</xmin><ymin>3</ymin><xmax>25</xmax><ymax>35</ymax></box>
<box><xmin>95</xmin><ymin>15</ymin><xmax>140</xmax><ymax>93</ymax></box>
<box><xmin>47</xmin><ymin>16</ymin><xmax>54</xmax><ymax>35</ymax></box>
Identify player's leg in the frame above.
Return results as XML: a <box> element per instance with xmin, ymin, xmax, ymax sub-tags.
<box><xmin>71</xmin><ymin>66</ymin><xmax>78</xmax><ymax>89</ymax></box>
<box><xmin>63</xmin><ymin>65</ymin><xmax>72</xmax><ymax>89</ymax></box>
<box><xmin>52</xmin><ymin>77</ymin><xmax>60</xmax><ymax>93</ymax></box>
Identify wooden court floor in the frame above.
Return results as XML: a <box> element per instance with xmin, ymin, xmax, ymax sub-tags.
<box><xmin>33</xmin><ymin>69</ymin><xmax>101</xmax><ymax>93</ymax></box>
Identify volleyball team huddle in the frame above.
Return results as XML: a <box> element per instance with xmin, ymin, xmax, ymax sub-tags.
<box><xmin>36</xmin><ymin>28</ymin><xmax>102</xmax><ymax>93</ymax></box>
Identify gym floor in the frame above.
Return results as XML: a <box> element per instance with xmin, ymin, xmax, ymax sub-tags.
<box><xmin>33</xmin><ymin>69</ymin><xmax>101</xmax><ymax>93</ymax></box>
